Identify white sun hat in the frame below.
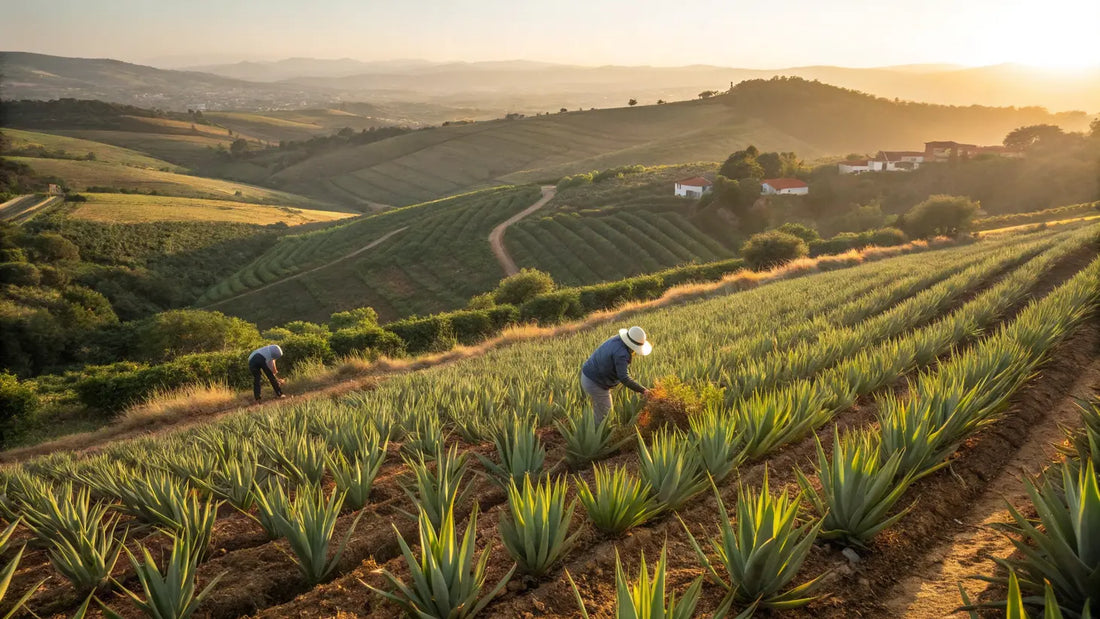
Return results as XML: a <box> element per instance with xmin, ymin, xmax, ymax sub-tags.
<box><xmin>619</xmin><ymin>326</ymin><xmax>653</xmax><ymax>356</ymax></box>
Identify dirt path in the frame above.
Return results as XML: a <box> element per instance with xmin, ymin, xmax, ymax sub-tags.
<box><xmin>0</xmin><ymin>194</ymin><xmax>62</xmax><ymax>223</ymax></box>
<box><xmin>489</xmin><ymin>185</ymin><xmax>555</xmax><ymax>276</ymax></box>
<box><xmin>883</xmin><ymin>346</ymin><xmax>1100</xmax><ymax>618</ymax></box>
<box><xmin>204</xmin><ymin>226</ymin><xmax>408</xmax><ymax>308</ymax></box>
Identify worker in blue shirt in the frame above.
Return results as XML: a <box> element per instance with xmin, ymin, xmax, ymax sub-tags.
<box><xmin>580</xmin><ymin>326</ymin><xmax>652</xmax><ymax>422</ymax></box>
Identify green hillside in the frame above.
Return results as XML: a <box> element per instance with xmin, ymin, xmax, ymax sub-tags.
<box><xmin>200</xmin><ymin>185</ymin><xmax>543</xmax><ymax>325</ymax></box>
<box><xmin>267</xmin><ymin>78</ymin><xmax>1091</xmax><ymax>207</ymax></box>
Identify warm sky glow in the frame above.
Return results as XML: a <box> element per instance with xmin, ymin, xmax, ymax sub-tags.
<box><xmin>1</xmin><ymin>0</ymin><xmax>1098</xmax><ymax>70</ymax></box>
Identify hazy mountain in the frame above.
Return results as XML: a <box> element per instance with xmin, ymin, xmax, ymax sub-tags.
<box><xmin>0</xmin><ymin>52</ymin><xmax>340</xmax><ymax>110</ymax></box>
<box><xmin>186</xmin><ymin>57</ymin><xmax>438</xmax><ymax>81</ymax></box>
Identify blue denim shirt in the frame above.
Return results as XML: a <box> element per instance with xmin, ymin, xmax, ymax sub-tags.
<box><xmin>581</xmin><ymin>336</ymin><xmax>645</xmax><ymax>393</ymax></box>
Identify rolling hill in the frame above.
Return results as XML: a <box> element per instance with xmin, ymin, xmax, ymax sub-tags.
<box><xmin>266</xmin><ymin>78</ymin><xmax>1092</xmax><ymax>207</ymax></box>
<box><xmin>67</xmin><ymin>193</ymin><xmax>355</xmax><ymax>226</ymax></box>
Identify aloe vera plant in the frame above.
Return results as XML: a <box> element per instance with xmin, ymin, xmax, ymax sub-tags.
<box><xmin>0</xmin><ymin>545</ymin><xmax>45</xmax><ymax>619</ymax></box>
<box><xmin>989</xmin><ymin>460</ymin><xmax>1100</xmax><ymax>616</ymax></box>
<box><xmin>576</xmin><ymin>464</ymin><xmax>660</xmax><ymax>535</ymax></box>
<box><xmin>688</xmin><ymin>407</ymin><xmax>742</xmax><ymax>483</ymax></box>
<box><xmin>682</xmin><ymin>474</ymin><xmax>823</xmax><ymax>609</ymax></box>
<box><xmin>327</xmin><ymin>442</ymin><xmax>387</xmax><ymax>510</ymax></box>
<box><xmin>402</xmin><ymin>444</ymin><xmax>472</xmax><ymax>529</ymax></box>
<box><xmin>796</xmin><ymin>429</ymin><xmax>914</xmax><ymax>547</ymax></box>
<box><xmin>636</xmin><ymin>428</ymin><xmax>708</xmax><ymax>512</ymax></box>
<box><xmin>260</xmin><ymin>432</ymin><xmax>328</xmax><ymax>487</ymax></box>
<box><xmin>477</xmin><ymin>415</ymin><xmax>546</xmax><ymax>487</ymax></box>
<box><xmin>556</xmin><ymin>409</ymin><xmax>629</xmax><ymax>468</ymax></box>
<box><xmin>22</xmin><ymin>486</ymin><xmax>126</xmax><ymax>593</ymax></box>
<box><xmin>367</xmin><ymin>500</ymin><xmax>514</xmax><ymax>618</ymax></box>
<box><xmin>103</xmin><ymin>533</ymin><xmax>224</xmax><ymax>619</ymax></box>
<box><xmin>568</xmin><ymin>546</ymin><xmax>713</xmax><ymax>619</ymax></box>
<box><xmin>499</xmin><ymin>475</ymin><xmax>578</xmax><ymax>576</ymax></box>
<box><xmin>265</xmin><ymin>483</ymin><xmax>362</xmax><ymax>584</ymax></box>
<box><xmin>958</xmin><ymin>571</ymin><xmax>1088</xmax><ymax>619</ymax></box>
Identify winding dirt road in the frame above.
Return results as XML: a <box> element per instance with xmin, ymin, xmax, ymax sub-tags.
<box><xmin>488</xmin><ymin>185</ymin><xmax>555</xmax><ymax>276</ymax></box>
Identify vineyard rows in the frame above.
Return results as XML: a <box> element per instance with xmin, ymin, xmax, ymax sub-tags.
<box><xmin>1</xmin><ymin>223</ymin><xmax>1097</xmax><ymax>618</ymax></box>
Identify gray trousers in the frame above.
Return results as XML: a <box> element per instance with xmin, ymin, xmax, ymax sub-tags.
<box><xmin>580</xmin><ymin>371</ymin><xmax>613</xmax><ymax>423</ymax></box>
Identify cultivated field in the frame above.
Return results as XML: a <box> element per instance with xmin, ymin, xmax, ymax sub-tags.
<box><xmin>68</xmin><ymin>193</ymin><xmax>356</xmax><ymax>226</ymax></box>
<box><xmin>5</xmin><ymin>156</ymin><xmax>338</xmax><ymax>208</ymax></box>
<box><xmin>2</xmin><ymin>128</ymin><xmax>184</xmax><ymax>171</ymax></box>
<box><xmin>2</xmin><ymin>223</ymin><xmax>1097</xmax><ymax>618</ymax></box>
<box><xmin>201</xmin><ymin>185</ymin><xmax>543</xmax><ymax>324</ymax></box>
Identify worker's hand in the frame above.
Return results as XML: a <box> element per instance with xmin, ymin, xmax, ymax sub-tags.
<box><xmin>278</xmin><ymin>378</ymin><xmax>287</xmax><ymax>385</ymax></box>
<box><xmin>642</xmin><ymin>388</ymin><xmax>651</xmax><ymax>399</ymax></box>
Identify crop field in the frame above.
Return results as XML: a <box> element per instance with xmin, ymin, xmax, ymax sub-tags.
<box><xmin>47</xmin><ymin>129</ymin><xmax>236</xmax><ymax>169</ymax></box>
<box><xmin>68</xmin><ymin>193</ymin><xmax>356</xmax><ymax>226</ymax></box>
<box><xmin>4</xmin><ymin>156</ymin><xmax>338</xmax><ymax>208</ymax></box>
<box><xmin>200</xmin><ymin>185</ymin><xmax>543</xmax><ymax>324</ymax></box>
<box><xmin>1</xmin><ymin>222</ymin><xmax>1097</xmax><ymax>618</ymax></box>
<box><xmin>1</xmin><ymin>128</ymin><xmax>184</xmax><ymax>171</ymax></box>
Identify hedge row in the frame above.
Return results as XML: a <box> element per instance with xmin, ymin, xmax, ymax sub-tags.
<box><xmin>808</xmin><ymin>227</ymin><xmax>907</xmax><ymax>257</ymax></box>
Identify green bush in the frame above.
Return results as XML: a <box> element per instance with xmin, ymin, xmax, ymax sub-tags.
<box><xmin>775</xmin><ymin>222</ymin><xmax>820</xmax><ymax>243</ymax></box>
<box><xmin>130</xmin><ymin>309</ymin><xmax>260</xmax><ymax>361</ymax></box>
<box><xmin>37</xmin><ymin>265</ymin><xmax>70</xmax><ymax>288</ymax></box>
<box><xmin>278</xmin><ymin>333</ymin><xmax>335</xmax><ymax>369</ymax></box>
<box><xmin>446</xmin><ymin>310</ymin><xmax>500</xmax><ymax>346</ymax></box>
<box><xmin>29</xmin><ymin>233</ymin><xmax>80</xmax><ymax>262</ymax></box>
<box><xmin>329</xmin><ymin>307</ymin><xmax>378</xmax><ymax>331</ymax></box>
<box><xmin>493</xmin><ymin>268</ymin><xmax>555</xmax><ymax>306</ymax></box>
<box><xmin>740</xmin><ymin>231</ymin><xmax>809</xmax><ymax>271</ymax></box>
<box><xmin>520</xmin><ymin>290</ymin><xmax>583</xmax><ymax>324</ymax></box>
<box><xmin>330</xmin><ymin>326</ymin><xmax>405</xmax><ymax>358</ymax></box>
<box><xmin>0</xmin><ymin>248</ymin><xmax>26</xmax><ymax>263</ymax></box>
<box><xmin>0</xmin><ymin>262</ymin><xmax>41</xmax><ymax>286</ymax></box>
<box><xmin>577</xmin><ymin>281</ymin><xmax>634</xmax><ymax>313</ymax></box>
<box><xmin>486</xmin><ymin>305</ymin><xmax>519</xmax><ymax>330</ymax></box>
<box><xmin>386</xmin><ymin>316</ymin><xmax>456</xmax><ymax>355</ymax></box>
<box><xmin>901</xmin><ymin>195</ymin><xmax>980</xmax><ymax>238</ymax></box>
<box><xmin>0</xmin><ymin>372</ymin><xmax>38</xmax><ymax>433</ymax></box>
<box><xmin>869</xmin><ymin>227</ymin><xmax>908</xmax><ymax>247</ymax></box>
<box><xmin>629</xmin><ymin>275</ymin><xmax>664</xmax><ymax>300</ymax></box>
<box><xmin>74</xmin><ymin>351</ymin><xmax>249</xmax><ymax>413</ymax></box>
<box><xmin>281</xmin><ymin>321</ymin><xmax>331</xmax><ymax>337</ymax></box>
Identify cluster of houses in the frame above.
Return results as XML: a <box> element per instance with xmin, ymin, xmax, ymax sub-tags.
<box><xmin>838</xmin><ymin>140</ymin><xmax>1020</xmax><ymax>174</ymax></box>
<box><xmin>673</xmin><ymin>176</ymin><xmax>808</xmax><ymax>198</ymax></box>
<box><xmin>671</xmin><ymin>139</ymin><xmax>1016</xmax><ymax>199</ymax></box>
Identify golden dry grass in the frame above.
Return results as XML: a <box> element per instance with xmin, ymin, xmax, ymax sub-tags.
<box><xmin>70</xmin><ymin>193</ymin><xmax>355</xmax><ymax>225</ymax></box>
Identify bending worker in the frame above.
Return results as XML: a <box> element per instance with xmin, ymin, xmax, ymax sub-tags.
<box><xmin>248</xmin><ymin>344</ymin><xmax>285</xmax><ymax>402</ymax></box>
<box><xmin>580</xmin><ymin>326</ymin><xmax>652</xmax><ymax>422</ymax></box>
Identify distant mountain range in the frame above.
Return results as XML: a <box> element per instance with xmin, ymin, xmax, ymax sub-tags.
<box><xmin>2</xmin><ymin>52</ymin><xmax>1099</xmax><ymax>114</ymax></box>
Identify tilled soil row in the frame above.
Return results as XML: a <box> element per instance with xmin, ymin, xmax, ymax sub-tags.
<box><xmin>781</xmin><ymin>319</ymin><xmax>1100</xmax><ymax>618</ymax></box>
<box><xmin>245</xmin><ymin>245</ymin><xmax>1099</xmax><ymax>618</ymax></box>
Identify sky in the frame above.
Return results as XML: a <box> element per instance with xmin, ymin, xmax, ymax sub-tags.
<box><xmin>2</xmin><ymin>0</ymin><xmax>1099</xmax><ymax>70</ymax></box>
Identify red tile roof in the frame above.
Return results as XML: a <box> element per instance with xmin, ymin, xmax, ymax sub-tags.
<box><xmin>841</xmin><ymin>159</ymin><xmax>869</xmax><ymax>166</ymax></box>
<box><xmin>676</xmin><ymin>176</ymin><xmax>712</xmax><ymax>187</ymax></box>
<box><xmin>762</xmin><ymin>178</ymin><xmax>808</xmax><ymax>190</ymax></box>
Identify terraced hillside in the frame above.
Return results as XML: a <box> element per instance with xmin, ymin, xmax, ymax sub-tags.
<box><xmin>267</xmin><ymin>78</ymin><xmax>1091</xmax><ymax>207</ymax></box>
<box><xmin>200</xmin><ymin>185</ymin><xmax>543</xmax><ymax>325</ymax></box>
<box><xmin>68</xmin><ymin>193</ymin><xmax>355</xmax><ymax>226</ymax></box>
<box><xmin>3</xmin><ymin>223</ymin><xmax>1097</xmax><ymax>619</ymax></box>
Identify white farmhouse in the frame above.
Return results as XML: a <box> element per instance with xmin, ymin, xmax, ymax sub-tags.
<box><xmin>761</xmin><ymin>178</ymin><xmax>808</xmax><ymax>195</ymax></box>
<box><xmin>838</xmin><ymin>159</ymin><xmax>871</xmax><ymax>174</ymax></box>
<box><xmin>674</xmin><ymin>176</ymin><xmax>713</xmax><ymax>198</ymax></box>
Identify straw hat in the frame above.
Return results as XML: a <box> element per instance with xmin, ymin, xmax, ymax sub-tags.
<box><xmin>619</xmin><ymin>326</ymin><xmax>653</xmax><ymax>356</ymax></box>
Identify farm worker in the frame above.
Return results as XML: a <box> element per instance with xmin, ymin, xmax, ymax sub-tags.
<box><xmin>248</xmin><ymin>344</ymin><xmax>285</xmax><ymax>402</ymax></box>
<box><xmin>580</xmin><ymin>326</ymin><xmax>652</xmax><ymax>423</ymax></box>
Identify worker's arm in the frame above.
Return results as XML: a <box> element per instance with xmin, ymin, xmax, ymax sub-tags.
<box><xmin>614</xmin><ymin>353</ymin><xmax>646</xmax><ymax>394</ymax></box>
<box><xmin>269</xmin><ymin>358</ymin><xmax>278</xmax><ymax>375</ymax></box>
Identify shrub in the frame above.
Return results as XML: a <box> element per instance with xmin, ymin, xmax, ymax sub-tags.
<box><xmin>775</xmin><ymin>223</ymin><xmax>820</xmax><ymax>243</ymax></box>
<box><xmin>328</xmin><ymin>307</ymin><xmax>378</xmax><ymax>331</ymax></box>
<box><xmin>131</xmin><ymin>309</ymin><xmax>260</xmax><ymax>361</ymax></box>
<box><xmin>329</xmin><ymin>326</ymin><xmax>404</xmax><ymax>358</ymax></box>
<box><xmin>520</xmin><ymin>290</ymin><xmax>582</xmax><ymax>324</ymax></box>
<box><xmin>577</xmin><ymin>281</ymin><xmax>634</xmax><ymax>313</ymax></box>
<box><xmin>466</xmin><ymin>292</ymin><xmax>495</xmax><ymax>310</ymax></box>
<box><xmin>386</xmin><ymin>315</ymin><xmax>456</xmax><ymax>355</ymax></box>
<box><xmin>446</xmin><ymin>309</ymin><xmax>497</xmax><ymax>346</ymax></box>
<box><xmin>869</xmin><ymin>227</ymin><xmax>908</xmax><ymax>247</ymax></box>
<box><xmin>0</xmin><ymin>372</ymin><xmax>38</xmax><ymax>432</ymax></box>
<box><xmin>902</xmin><ymin>195</ymin><xmax>980</xmax><ymax>238</ymax></box>
<box><xmin>629</xmin><ymin>275</ymin><xmax>665</xmax><ymax>300</ymax></box>
<box><xmin>740</xmin><ymin>231</ymin><xmax>808</xmax><ymax>271</ymax></box>
<box><xmin>30</xmin><ymin>233</ymin><xmax>80</xmax><ymax>262</ymax></box>
<box><xmin>493</xmin><ymin>268</ymin><xmax>555</xmax><ymax>306</ymax></box>
<box><xmin>280</xmin><ymin>321</ymin><xmax>330</xmax><ymax>337</ymax></box>
<box><xmin>278</xmin><ymin>333</ymin><xmax>335</xmax><ymax>369</ymax></box>
<box><xmin>486</xmin><ymin>305</ymin><xmax>519</xmax><ymax>330</ymax></box>
<box><xmin>0</xmin><ymin>248</ymin><xmax>26</xmax><ymax>263</ymax></box>
<box><xmin>0</xmin><ymin>262</ymin><xmax>40</xmax><ymax>286</ymax></box>
<box><xmin>38</xmin><ymin>265</ymin><xmax>70</xmax><ymax>288</ymax></box>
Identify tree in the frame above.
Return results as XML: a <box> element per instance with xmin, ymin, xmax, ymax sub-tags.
<box><xmin>740</xmin><ymin>231</ymin><xmax>808</xmax><ymax>271</ymax></box>
<box><xmin>719</xmin><ymin>147</ymin><xmax>764</xmax><ymax>180</ymax></box>
<box><xmin>775</xmin><ymin>222</ymin><xmax>820</xmax><ymax>243</ymax></box>
<box><xmin>698</xmin><ymin>90</ymin><xmax>717</xmax><ymax>99</ymax></box>
<box><xmin>901</xmin><ymin>195</ymin><xmax>979</xmax><ymax>238</ymax></box>
<box><xmin>1090</xmin><ymin>117</ymin><xmax>1100</xmax><ymax>139</ymax></box>
<box><xmin>1003</xmin><ymin>124</ymin><xmax>1065</xmax><ymax>150</ymax></box>
<box><xmin>628</xmin><ymin>99</ymin><xmax>638</xmax><ymax>106</ymax></box>
<box><xmin>493</xmin><ymin>268</ymin><xmax>554</xmax><ymax>306</ymax></box>
<box><xmin>656</xmin><ymin>99</ymin><xmax>666</xmax><ymax>105</ymax></box>
<box><xmin>133</xmin><ymin>309</ymin><xmax>260</xmax><ymax>361</ymax></box>
<box><xmin>756</xmin><ymin>152</ymin><xmax>783</xmax><ymax>178</ymax></box>
<box><xmin>230</xmin><ymin>138</ymin><xmax>249</xmax><ymax>156</ymax></box>
<box><xmin>329</xmin><ymin>307</ymin><xmax>378</xmax><ymax>331</ymax></box>
<box><xmin>560</xmin><ymin>108</ymin><xmax>568</xmax><ymax>113</ymax></box>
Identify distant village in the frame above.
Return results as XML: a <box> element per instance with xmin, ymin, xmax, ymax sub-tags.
<box><xmin>673</xmin><ymin>140</ymin><xmax>1021</xmax><ymax>198</ymax></box>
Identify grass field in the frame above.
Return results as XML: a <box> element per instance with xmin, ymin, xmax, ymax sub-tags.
<box><xmin>49</xmin><ymin>129</ymin><xmax>235</xmax><ymax>169</ymax></box>
<box><xmin>68</xmin><ymin>193</ymin><xmax>356</xmax><ymax>225</ymax></box>
<box><xmin>6</xmin><ymin>156</ymin><xmax>341</xmax><ymax>208</ymax></box>
<box><xmin>3</xmin><ymin>223</ymin><xmax>1097</xmax><ymax>619</ymax></box>
<box><xmin>2</xmin><ymin>128</ymin><xmax>185</xmax><ymax>171</ymax></box>
<box><xmin>201</xmin><ymin>185</ymin><xmax>543</xmax><ymax>324</ymax></box>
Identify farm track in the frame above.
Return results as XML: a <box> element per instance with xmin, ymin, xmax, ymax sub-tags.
<box><xmin>203</xmin><ymin>226</ymin><xmax>409</xmax><ymax>309</ymax></box>
<box><xmin>231</xmin><ymin>237</ymin><xmax>1099</xmax><ymax>618</ymax></box>
<box><xmin>489</xmin><ymin>185</ymin><xmax>556</xmax><ymax>276</ymax></box>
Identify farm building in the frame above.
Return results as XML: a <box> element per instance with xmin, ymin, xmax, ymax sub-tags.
<box><xmin>674</xmin><ymin>176</ymin><xmax>713</xmax><ymax>198</ymax></box>
<box><xmin>761</xmin><ymin>178</ymin><xmax>808</xmax><ymax>195</ymax></box>
<box><xmin>838</xmin><ymin>159</ymin><xmax>871</xmax><ymax>174</ymax></box>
